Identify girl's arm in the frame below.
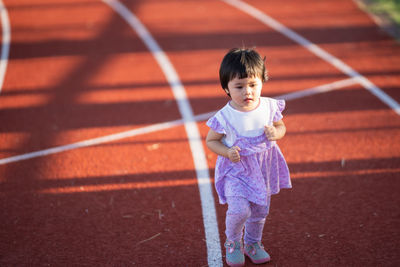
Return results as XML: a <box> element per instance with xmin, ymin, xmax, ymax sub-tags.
<box><xmin>264</xmin><ymin>119</ymin><xmax>286</xmax><ymax>141</ymax></box>
<box><xmin>206</xmin><ymin>129</ymin><xmax>241</xmax><ymax>162</ymax></box>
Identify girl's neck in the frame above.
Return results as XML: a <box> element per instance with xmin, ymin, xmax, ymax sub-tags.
<box><xmin>229</xmin><ymin>98</ymin><xmax>260</xmax><ymax>112</ymax></box>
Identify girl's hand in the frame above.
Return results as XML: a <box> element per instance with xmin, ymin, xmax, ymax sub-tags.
<box><xmin>265</xmin><ymin>125</ymin><xmax>279</xmax><ymax>141</ymax></box>
<box><xmin>265</xmin><ymin>120</ymin><xmax>286</xmax><ymax>141</ymax></box>
<box><xmin>227</xmin><ymin>146</ymin><xmax>241</xmax><ymax>163</ymax></box>
<box><xmin>206</xmin><ymin>129</ymin><xmax>242</xmax><ymax>162</ymax></box>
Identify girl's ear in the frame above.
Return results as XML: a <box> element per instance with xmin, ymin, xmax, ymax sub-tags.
<box><xmin>224</xmin><ymin>88</ymin><xmax>230</xmax><ymax>95</ymax></box>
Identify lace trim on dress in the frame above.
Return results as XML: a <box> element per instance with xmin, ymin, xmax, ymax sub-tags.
<box><xmin>206</xmin><ymin>116</ymin><xmax>226</xmax><ymax>134</ymax></box>
<box><xmin>273</xmin><ymin>99</ymin><xmax>285</xmax><ymax>122</ymax></box>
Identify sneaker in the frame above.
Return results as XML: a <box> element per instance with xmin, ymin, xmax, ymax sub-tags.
<box><xmin>244</xmin><ymin>242</ymin><xmax>271</xmax><ymax>264</ymax></box>
<box><xmin>225</xmin><ymin>240</ymin><xmax>245</xmax><ymax>267</ymax></box>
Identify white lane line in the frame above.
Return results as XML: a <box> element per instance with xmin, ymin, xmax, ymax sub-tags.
<box><xmin>221</xmin><ymin>0</ymin><xmax>400</xmax><ymax>116</ymax></box>
<box><xmin>0</xmin><ymin>77</ymin><xmax>356</xmax><ymax>166</ymax></box>
<box><xmin>101</xmin><ymin>0</ymin><xmax>222</xmax><ymax>265</ymax></box>
<box><xmin>0</xmin><ymin>119</ymin><xmax>184</xmax><ymax>165</ymax></box>
<box><xmin>280</xmin><ymin>77</ymin><xmax>358</xmax><ymax>101</ymax></box>
<box><xmin>0</xmin><ymin>0</ymin><xmax>10</xmax><ymax>94</ymax></box>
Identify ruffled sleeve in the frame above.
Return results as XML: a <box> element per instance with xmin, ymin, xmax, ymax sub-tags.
<box><xmin>206</xmin><ymin>115</ymin><xmax>226</xmax><ymax>134</ymax></box>
<box><xmin>273</xmin><ymin>99</ymin><xmax>285</xmax><ymax>122</ymax></box>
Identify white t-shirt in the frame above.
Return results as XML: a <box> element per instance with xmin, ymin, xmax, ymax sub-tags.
<box><xmin>209</xmin><ymin>97</ymin><xmax>284</xmax><ymax>147</ymax></box>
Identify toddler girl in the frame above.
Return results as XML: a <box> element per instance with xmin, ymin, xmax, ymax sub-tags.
<box><xmin>206</xmin><ymin>48</ymin><xmax>291</xmax><ymax>266</ymax></box>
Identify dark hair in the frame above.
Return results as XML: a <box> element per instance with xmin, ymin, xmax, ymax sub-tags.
<box><xmin>219</xmin><ymin>48</ymin><xmax>268</xmax><ymax>96</ymax></box>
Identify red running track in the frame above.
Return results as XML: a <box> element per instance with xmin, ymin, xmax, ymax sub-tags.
<box><xmin>0</xmin><ymin>0</ymin><xmax>400</xmax><ymax>266</ymax></box>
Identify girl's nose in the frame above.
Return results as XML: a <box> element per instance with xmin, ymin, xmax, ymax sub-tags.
<box><xmin>245</xmin><ymin>86</ymin><xmax>252</xmax><ymax>95</ymax></box>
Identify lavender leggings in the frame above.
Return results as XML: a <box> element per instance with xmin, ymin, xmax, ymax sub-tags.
<box><xmin>225</xmin><ymin>196</ymin><xmax>271</xmax><ymax>244</ymax></box>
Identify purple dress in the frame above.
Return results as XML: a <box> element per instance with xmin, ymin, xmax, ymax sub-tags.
<box><xmin>207</xmin><ymin>98</ymin><xmax>291</xmax><ymax>206</ymax></box>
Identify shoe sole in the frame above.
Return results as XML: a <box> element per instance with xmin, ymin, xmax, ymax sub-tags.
<box><xmin>244</xmin><ymin>252</ymin><xmax>271</xmax><ymax>264</ymax></box>
<box><xmin>226</xmin><ymin>260</ymin><xmax>245</xmax><ymax>267</ymax></box>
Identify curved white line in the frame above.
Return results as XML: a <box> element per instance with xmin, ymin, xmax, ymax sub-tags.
<box><xmin>0</xmin><ymin>0</ymin><xmax>10</xmax><ymax>94</ymax></box>
<box><xmin>221</xmin><ymin>0</ymin><xmax>400</xmax><ymax>116</ymax></box>
<box><xmin>101</xmin><ymin>0</ymin><xmax>222</xmax><ymax>265</ymax></box>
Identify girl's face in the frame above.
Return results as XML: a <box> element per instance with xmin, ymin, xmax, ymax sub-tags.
<box><xmin>226</xmin><ymin>75</ymin><xmax>263</xmax><ymax>112</ymax></box>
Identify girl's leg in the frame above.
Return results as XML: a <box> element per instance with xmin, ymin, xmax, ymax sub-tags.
<box><xmin>225</xmin><ymin>196</ymin><xmax>251</xmax><ymax>242</ymax></box>
<box><xmin>244</xmin><ymin>195</ymin><xmax>271</xmax><ymax>244</ymax></box>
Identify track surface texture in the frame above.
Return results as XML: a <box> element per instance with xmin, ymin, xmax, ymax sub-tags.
<box><xmin>1</xmin><ymin>0</ymin><xmax>400</xmax><ymax>266</ymax></box>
